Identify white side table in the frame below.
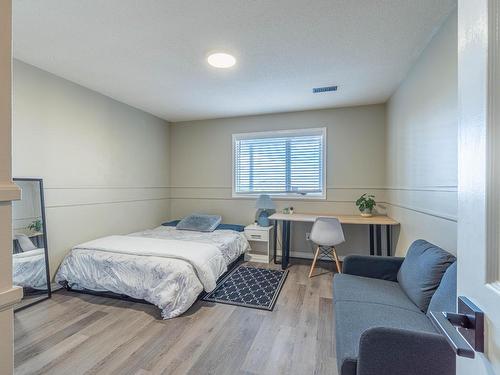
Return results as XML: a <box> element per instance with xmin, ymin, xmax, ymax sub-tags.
<box><xmin>244</xmin><ymin>224</ymin><xmax>273</xmax><ymax>263</ymax></box>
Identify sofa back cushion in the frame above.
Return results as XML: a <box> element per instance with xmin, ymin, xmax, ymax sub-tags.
<box><xmin>397</xmin><ymin>240</ymin><xmax>456</xmax><ymax>312</ymax></box>
<box><xmin>427</xmin><ymin>261</ymin><xmax>457</xmax><ymax>316</ymax></box>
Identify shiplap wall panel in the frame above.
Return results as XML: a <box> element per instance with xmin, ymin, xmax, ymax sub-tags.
<box><xmin>386</xmin><ymin>10</ymin><xmax>457</xmax><ymax>255</ymax></box>
<box><xmin>170</xmin><ymin>105</ymin><xmax>387</xmax><ymax>258</ymax></box>
<box><xmin>12</xmin><ymin>60</ymin><xmax>171</xmax><ymax>277</ymax></box>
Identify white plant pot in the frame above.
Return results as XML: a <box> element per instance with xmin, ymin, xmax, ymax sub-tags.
<box><xmin>360</xmin><ymin>209</ymin><xmax>373</xmax><ymax>217</ymax></box>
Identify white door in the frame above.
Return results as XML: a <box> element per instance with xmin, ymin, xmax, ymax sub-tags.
<box><xmin>457</xmin><ymin>0</ymin><xmax>500</xmax><ymax>373</ymax></box>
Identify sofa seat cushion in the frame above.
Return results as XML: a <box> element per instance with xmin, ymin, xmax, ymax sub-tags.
<box><xmin>334</xmin><ymin>301</ymin><xmax>437</xmax><ymax>375</ymax></box>
<box><xmin>333</xmin><ymin>273</ymin><xmax>421</xmax><ymax>313</ymax></box>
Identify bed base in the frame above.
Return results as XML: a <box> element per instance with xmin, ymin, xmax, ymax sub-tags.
<box><xmin>59</xmin><ymin>253</ymin><xmax>245</xmax><ymax>307</ymax></box>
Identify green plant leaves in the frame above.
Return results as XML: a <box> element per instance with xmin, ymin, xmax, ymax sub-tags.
<box><xmin>355</xmin><ymin>193</ymin><xmax>376</xmax><ymax>212</ymax></box>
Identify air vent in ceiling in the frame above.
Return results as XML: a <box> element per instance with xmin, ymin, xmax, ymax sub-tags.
<box><xmin>312</xmin><ymin>85</ymin><xmax>338</xmax><ymax>93</ymax></box>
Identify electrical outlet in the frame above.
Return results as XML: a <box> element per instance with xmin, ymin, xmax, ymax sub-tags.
<box><xmin>306</xmin><ymin>232</ymin><xmax>311</xmax><ymax>241</ymax></box>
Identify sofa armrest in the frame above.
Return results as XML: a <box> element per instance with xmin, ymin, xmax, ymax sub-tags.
<box><xmin>342</xmin><ymin>255</ymin><xmax>404</xmax><ymax>281</ymax></box>
<box><xmin>357</xmin><ymin>327</ymin><xmax>455</xmax><ymax>375</ymax></box>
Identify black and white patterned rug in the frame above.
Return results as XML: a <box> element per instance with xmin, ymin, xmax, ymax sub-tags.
<box><xmin>202</xmin><ymin>265</ymin><xmax>288</xmax><ymax>311</ymax></box>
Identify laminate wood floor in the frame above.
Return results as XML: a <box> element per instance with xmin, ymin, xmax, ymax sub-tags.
<box><xmin>14</xmin><ymin>261</ymin><xmax>337</xmax><ymax>375</ymax></box>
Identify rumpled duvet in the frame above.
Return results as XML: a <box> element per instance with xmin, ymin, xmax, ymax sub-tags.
<box><xmin>72</xmin><ymin>235</ymin><xmax>226</xmax><ymax>291</ymax></box>
<box><xmin>55</xmin><ymin>226</ymin><xmax>249</xmax><ymax>319</ymax></box>
<box><xmin>13</xmin><ymin>248</ymin><xmax>48</xmax><ymax>290</ymax></box>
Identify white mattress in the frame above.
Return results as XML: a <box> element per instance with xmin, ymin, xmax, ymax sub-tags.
<box><xmin>55</xmin><ymin>226</ymin><xmax>249</xmax><ymax>319</ymax></box>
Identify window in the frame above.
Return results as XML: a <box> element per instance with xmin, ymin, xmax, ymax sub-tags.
<box><xmin>232</xmin><ymin>128</ymin><xmax>326</xmax><ymax>198</ymax></box>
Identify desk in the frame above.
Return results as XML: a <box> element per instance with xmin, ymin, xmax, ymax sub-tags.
<box><xmin>269</xmin><ymin>213</ymin><xmax>399</xmax><ymax>269</ymax></box>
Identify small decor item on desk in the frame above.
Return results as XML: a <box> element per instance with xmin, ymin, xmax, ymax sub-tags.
<box><xmin>255</xmin><ymin>194</ymin><xmax>276</xmax><ymax>227</ymax></box>
<box><xmin>356</xmin><ymin>194</ymin><xmax>376</xmax><ymax>217</ymax></box>
<box><xmin>282</xmin><ymin>206</ymin><xmax>294</xmax><ymax>214</ymax></box>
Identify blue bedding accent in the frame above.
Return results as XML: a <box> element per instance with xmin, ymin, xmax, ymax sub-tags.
<box><xmin>176</xmin><ymin>214</ymin><xmax>221</xmax><ymax>232</ymax></box>
<box><xmin>163</xmin><ymin>220</ymin><xmax>181</xmax><ymax>226</ymax></box>
<box><xmin>214</xmin><ymin>223</ymin><xmax>246</xmax><ymax>232</ymax></box>
<box><xmin>162</xmin><ymin>220</ymin><xmax>245</xmax><ymax>232</ymax></box>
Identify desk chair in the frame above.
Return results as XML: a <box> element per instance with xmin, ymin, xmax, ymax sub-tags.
<box><xmin>309</xmin><ymin>217</ymin><xmax>345</xmax><ymax>277</ymax></box>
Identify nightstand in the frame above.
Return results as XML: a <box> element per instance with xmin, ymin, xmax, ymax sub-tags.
<box><xmin>244</xmin><ymin>224</ymin><xmax>273</xmax><ymax>263</ymax></box>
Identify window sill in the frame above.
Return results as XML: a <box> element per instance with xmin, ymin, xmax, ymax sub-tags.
<box><xmin>232</xmin><ymin>193</ymin><xmax>327</xmax><ymax>200</ymax></box>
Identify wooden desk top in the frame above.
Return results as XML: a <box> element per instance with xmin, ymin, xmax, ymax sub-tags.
<box><xmin>268</xmin><ymin>213</ymin><xmax>399</xmax><ymax>225</ymax></box>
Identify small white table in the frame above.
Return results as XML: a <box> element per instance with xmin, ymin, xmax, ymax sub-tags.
<box><xmin>244</xmin><ymin>224</ymin><xmax>274</xmax><ymax>263</ymax></box>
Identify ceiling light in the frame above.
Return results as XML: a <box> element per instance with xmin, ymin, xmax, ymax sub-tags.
<box><xmin>207</xmin><ymin>53</ymin><xmax>236</xmax><ymax>68</ymax></box>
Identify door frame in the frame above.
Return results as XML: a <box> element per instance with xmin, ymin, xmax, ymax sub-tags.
<box><xmin>458</xmin><ymin>0</ymin><xmax>500</xmax><ymax>373</ymax></box>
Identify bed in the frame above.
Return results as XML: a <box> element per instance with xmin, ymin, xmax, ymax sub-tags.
<box><xmin>55</xmin><ymin>223</ymin><xmax>250</xmax><ymax>319</ymax></box>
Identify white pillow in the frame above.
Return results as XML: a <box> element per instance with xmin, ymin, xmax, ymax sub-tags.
<box><xmin>15</xmin><ymin>234</ymin><xmax>37</xmax><ymax>252</ymax></box>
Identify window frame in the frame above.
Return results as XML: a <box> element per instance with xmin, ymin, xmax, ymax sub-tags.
<box><xmin>231</xmin><ymin>127</ymin><xmax>327</xmax><ymax>200</ymax></box>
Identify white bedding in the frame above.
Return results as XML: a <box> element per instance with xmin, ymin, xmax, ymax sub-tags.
<box><xmin>55</xmin><ymin>226</ymin><xmax>249</xmax><ymax>319</ymax></box>
<box><xmin>13</xmin><ymin>248</ymin><xmax>48</xmax><ymax>290</ymax></box>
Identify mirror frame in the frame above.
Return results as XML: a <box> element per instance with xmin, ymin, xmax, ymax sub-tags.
<box><xmin>13</xmin><ymin>178</ymin><xmax>52</xmax><ymax>311</ymax></box>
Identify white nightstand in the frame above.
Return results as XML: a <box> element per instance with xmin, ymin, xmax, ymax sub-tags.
<box><xmin>244</xmin><ymin>224</ymin><xmax>274</xmax><ymax>263</ymax></box>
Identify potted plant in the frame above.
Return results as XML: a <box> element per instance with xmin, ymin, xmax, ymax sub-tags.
<box><xmin>28</xmin><ymin>219</ymin><xmax>42</xmax><ymax>232</ymax></box>
<box><xmin>355</xmin><ymin>194</ymin><xmax>376</xmax><ymax>217</ymax></box>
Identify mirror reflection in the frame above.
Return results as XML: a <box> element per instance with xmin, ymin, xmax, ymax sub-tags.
<box><xmin>12</xmin><ymin>178</ymin><xmax>51</xmax><ymax>309</ymax></box>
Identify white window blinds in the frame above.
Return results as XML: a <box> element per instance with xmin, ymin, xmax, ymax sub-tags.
<box><xmin>233</xmin><ymin>128</ymin><xmax>326</xmax><ymax>197</ymax></box>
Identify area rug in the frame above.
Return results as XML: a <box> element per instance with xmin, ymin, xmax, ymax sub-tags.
<box><xmin>202</xmin><ymin>265</ymin><xmax>288</xmax><ymax>311</ymax></box>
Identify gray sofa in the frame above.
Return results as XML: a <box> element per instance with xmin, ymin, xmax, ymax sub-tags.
<box><xmin>333</xmin><ymin>240</ymin><xmax>457</xmax><ymax>375</ymax></box>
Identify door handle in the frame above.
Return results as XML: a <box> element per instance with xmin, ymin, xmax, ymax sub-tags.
<box><xmin>429</xmin><ymin>296</ymin><xmax>484</xmax><ymax>359</ymax></box>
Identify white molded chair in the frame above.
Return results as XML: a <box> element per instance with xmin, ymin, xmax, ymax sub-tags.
<box><xmin>309</xmin><ymin>217</ymin><xmax>345</xmax><ymax>277</ymax></box>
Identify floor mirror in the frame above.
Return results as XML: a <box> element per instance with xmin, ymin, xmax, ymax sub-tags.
<box><xmin>12</xmin><ymin>178</ymin><xmax>51</xmax><ymax>310</ymax></box>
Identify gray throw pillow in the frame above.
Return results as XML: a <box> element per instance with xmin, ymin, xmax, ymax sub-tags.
<box><xmin>427</xmin><ymin>261</ymin><xmax>457</xmax><ymax>316</ymax></box>
<box><xmin>176</xmin><ymin>214</ymin><xmax>222</xmax><ymax>232</ymax></box>
<box><xmin>397</xmin><ymin>240</ymin><xmax>456</xmax><ymax>312</ymax></box>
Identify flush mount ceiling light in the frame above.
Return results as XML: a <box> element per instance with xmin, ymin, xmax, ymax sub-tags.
<box><xmin>207</xmin><ymin>52</ymin><xmax>236</xmax><ymax>68</ymax></box>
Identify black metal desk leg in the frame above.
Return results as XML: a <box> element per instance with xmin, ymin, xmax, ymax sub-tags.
<box><xmin>281</xmin><ymin>220</ymin><xmax>287</xmax><ymax>269</ymax></box>
<box><xmin>282</xmin><ymin>220</ymin><xmax>290</xmax><ymax>270</ymax></box>
<box><xmin>369</xmin><ymin>224</ymin><xmax>375</xmax><ymax>256</ymax></box>
<box><xmin>376</xmin><ymin>225</ymin><xmax>382</xmax><ymax>256</ymax></box>
<box><xmin>287</xmin><ymin>221</ymin><xmax>291</xmax><ymax>265</ymax></box>
<box><xmin>273</xmin><ymin>221</ymin><xmax>278</xmax><ymax>264</ymax></box>
<box><xmin>386</xmin><ymin>225</ymin><xmax>392</xmax><ymax>256</ymax></box>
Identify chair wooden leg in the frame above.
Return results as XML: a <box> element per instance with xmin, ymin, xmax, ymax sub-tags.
<box><xmin>309</xmin><ymin>246</ymin><xmax>321</xmax><ymax>278</ymax></box>
<box><xmin>332</xmin><ymin>246</ymin><xmax>342</xmax><ymax>273</ymax></box>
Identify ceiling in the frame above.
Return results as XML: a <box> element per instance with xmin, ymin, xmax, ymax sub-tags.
<box><xmin>13</xmin><ymin>0</ymin><xmax>456</xmax><ymax>122</ymax></box>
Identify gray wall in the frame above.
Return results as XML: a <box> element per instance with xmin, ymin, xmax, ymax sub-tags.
<box><xmin>13</xmin><ymin>60</ymin><xmax>171</xmax><ymax>277</ymax></box>
<box><xmin>169</xmin><ymin>105</ymin><xmax>387</xmax><ymax>258</ymax></box>
<box><xmin>12</xmin><ymin>180</ymin><xmax>42</xmax><ymax>231</ymax></box>
<box><xmin>386</xmin><ymin>10</ymin><xmax>457</xmax><ymax>255</ymax></box>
